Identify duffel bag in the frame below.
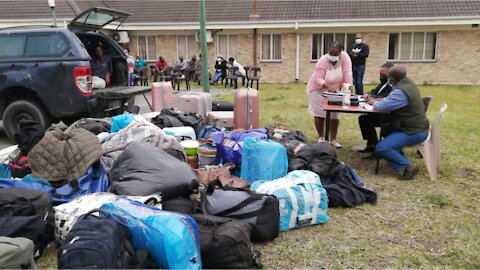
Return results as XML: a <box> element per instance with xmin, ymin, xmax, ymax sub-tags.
<box><xmin>191</xmin><ymin>214</ymin><xmax>262</xmax><ymax>269</ymax></box>
<box><xmin>53</xmin><ymin>192</ymin><xmax>161</xmax><ymax>243</ymax></box>
<box><xmin>162</xmin><ymin>197</ymin><xmax>198</xmax><ymax>215</ymax></box>
<box><xmin>0</xmin><ymin>237</ymin><xmax>36</xmax><ymax>269</ymax></box>
<box><xmin>102</xmin><ymin>198</ymin><xmax>202</xmax><ymax>269</ymax></box>
<box><xmin>201</xmin><ymin>183</ymin><xmax>279</xmax><ymax>242</ymax></box>
<box><xmin>58</xmin><ymin>209</ymin><xmax>137</xmax><ymax>269</ymax></box>
<box><xmin>198</xmin><ymin>125</ymin><xmax>225</xmax><ymax>139</ymax></box>
<box><xmin>251</xmin><ymin>170</ymin><xmax>329</xmax><ymax>232</ymax></box>
<box><xmin>109</xmin><ymin>142</ymin><xmax>198</xmax><ymax>200</ymax></box>
<box><xmin>212</xmin><ymin>129</ymin><xmax>268</xmax><ymax>166</ymax></box>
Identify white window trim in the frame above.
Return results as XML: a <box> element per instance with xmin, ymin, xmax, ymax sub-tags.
<box><xmin>176</xmin><ymin>35</ymin><xmax>197</xmax><ymax>60</ymax></box>
<box><xmin>310</xmin><ymin>33</ymin><xmax>354</xmax><ymax>61</ymax></box>
<box><xmin>260</xmin><ymin>34</ymin><xmax>282</xmax><ymax>62</ymax></box>
<box><xmin>216</xmin><ymin>34</ymin><xmax>237</xmax><ymax>59</ymax></box>
<box><xmin>387</xmin><ymin>32</ymin><xmax>437</xmax><ymax>62</ymax></box>
<box><xmin>136</xmin><ymin>35</ymin><xmax>156</xmax><ymax>61</ymax></box>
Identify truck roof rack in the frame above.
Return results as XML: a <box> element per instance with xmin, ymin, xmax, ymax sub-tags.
<box><xmin>0</xmin><ymin>25</ymin><xmax>58</xmax><ymax>31</ymax></box>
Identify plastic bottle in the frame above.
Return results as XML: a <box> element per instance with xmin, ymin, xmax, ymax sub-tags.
<box><xmin>342</xmin><ymin>84</ymin><xmax>351</xmax><ymax>108</ymax></box>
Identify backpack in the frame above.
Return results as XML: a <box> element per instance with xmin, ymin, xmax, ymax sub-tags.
<box><xmin>201</xmin><ymin>183</ymin><xmax>279</xmax><ymax>242</ymax></box>
<box><xmin>8</xmin><ymin>150</ymin><xmax>31</xmax><ymax>178</ymax></box>
<box><xmin>0</xmin><ymin>188</ymin><xmax>54</xmax><ymax>258</ymax></box>
<box><xmin>58</xmin><ymin>209</ymin><xmax>136</xmax><ymax>269</ymax></box>
<box><xmin>191</xmin><ymin>214</ymin><xmax>262</xmax><ymax>269</ymax></box>
<box><xmin>0</xmin><ymin>237</ymin><xmax>36</xmax><ymax>269</ymax></box>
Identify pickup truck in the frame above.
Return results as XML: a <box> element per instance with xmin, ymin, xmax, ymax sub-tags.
<box><xmin>0</xmin><ymin>7</ymin><xmax>149</xmax><ymax>141</ymax></box>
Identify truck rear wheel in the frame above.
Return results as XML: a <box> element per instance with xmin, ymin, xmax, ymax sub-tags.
<box><xmin>3</xmin><ymin>100</ymin><xmax>51</xmax><ymax>142</ymax></box>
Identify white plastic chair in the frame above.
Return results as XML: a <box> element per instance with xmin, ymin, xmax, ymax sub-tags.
<box><xmin>409</xmin><ymin>103</ymin><xmax>448</xmax><ymax>180</ymax></box>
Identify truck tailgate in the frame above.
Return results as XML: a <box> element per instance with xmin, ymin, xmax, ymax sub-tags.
<box><xmin>93</xmin><ymin>86</ymin><xmax>150</xmax><ymax>99</ymax></box>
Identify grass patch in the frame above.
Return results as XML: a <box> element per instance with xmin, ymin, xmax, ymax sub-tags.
<box><xmin>38</xmin><ymin>83</ymin><xmax>480</xmax><ymax>269</ymax></box>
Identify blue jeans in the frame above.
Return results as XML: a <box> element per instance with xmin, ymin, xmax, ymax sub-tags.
<box><xmin>375</xmin><ymin>126</ymin><xmax>428</xmax><ymax>172</ymax></box>
<box><xmin>210</xmin><ymin>70</ymin><xmax>223</xmax><ymax>84</ymax></box>
<box><xmin>352</xmin><ymin>65</ymin><xmax>366</xmax><ymax>95</ymax></box>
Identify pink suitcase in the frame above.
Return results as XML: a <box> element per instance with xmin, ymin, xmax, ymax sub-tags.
<box><xmin>177</xmin><ymin>92</ymin><xmax>212</xmax><ymax>123</ymax></box>
<box><xmin>234</xmin><ymin>88</ymin><xmax>259</xmax><ymax>130</ymax></box>
<box><xmin>208</xmin><ymin>111</ymin><xmax>234</xmax><ymax>128</ymax></box>
<box><xmin>151</xmin><ymin>82</ymin><xmax>174</xmax><ymax>112</ymax></box>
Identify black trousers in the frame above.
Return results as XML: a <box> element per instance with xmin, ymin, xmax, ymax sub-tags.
<box><xmin>358</xmin><ymin>114</ymin><xmax>391</xmax><ymax>146</ymax></box>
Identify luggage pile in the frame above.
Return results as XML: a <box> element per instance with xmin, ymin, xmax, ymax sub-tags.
<box><xmin>0</xmin><ymin>87</ymin><xmax>376</xmax><ymax>269</ymax></box>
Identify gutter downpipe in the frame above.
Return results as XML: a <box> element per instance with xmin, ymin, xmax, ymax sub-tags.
<box><xmin>253</xmin><ymin>28</ymin><xmax>257</xmax><ymax>67</ymax></box>
<box><xmin>295</xmin><ymin>22</ymin><xmax>299</xmax><ymax>82</ymax></box>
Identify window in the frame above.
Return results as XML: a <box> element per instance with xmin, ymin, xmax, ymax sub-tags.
<box><xmin>311</xmin><ymin>33</ymin><xmax>355</xmax><ymax>60</ymax></box>
<box><xmin>388</xmin><ymin>32</ymin><xmax>437</xmax><ymax>61</ymax></box>
<box><xmin>25</xmin><ymin>34</ymin><xmax>68</xmax><ymax>57</ymax></box>
<box><xmin>0</xmin><ymin>35</ymin><xmax>26</xmax><ymax>58</ymax></box>
<box><xmin>177</xmin><ymin>35</ymin><xmax>196</xmax><ymax>60</ymax></box>
<box><xmin>261</xmin><ymin>34</ymin><xmax>281</xmax><ymax>61</ymax></box>
<box><xmin>137</xmin><ymin>35</ymin><xmax>156</xmax><ymax>60</ymax></box>
<box><xmin>217</xmin><ymin>35</ymin><xmax>238</xmax><ymax>59</ymax></box>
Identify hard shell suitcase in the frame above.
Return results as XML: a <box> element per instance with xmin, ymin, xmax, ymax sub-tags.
<box><xmin>152</xmin><ymin>82</ymin><xmax>174</xmax><ymax>112</ymax></box>
<box><xmin>177</xmin><ymin>92</ymin><xmax>212</xmax><ymax>123</ymax></box>
<box><xmin>207</xmin><ymin>111</ymin><xmax>234</xmax><ymax>128</ymax></box>
<box><xmin>234</xmin><ymin>88</ymin><xmax>259</xmax><ymax>130</ymax></box>
<box><xmin>163</xmin><ymin>126</ymin><xmax>197</xmax><ymax>140</ymax></box>
<box><xmin>0</xmin><ymin>237</ymin><xmax>36</xmax><ymax>269</ymax></box>
<box><xmin>212</xmin><ymin>100</ymin><xmax>234</xmax><ymax>111</ymax></box>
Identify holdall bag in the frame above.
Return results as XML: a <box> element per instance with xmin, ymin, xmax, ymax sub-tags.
<box><xmin>102</xmin><ymin>198</ymin><xmax>202</xmax><ymax>269</ymax></box>
<box><xmin>198</xmin><ymin>125</ymin><xmax>225</xmax><ymax>139</ymax></box>
<box><xmin>58</xmin><ymin>209</ymin><xmax>136</xmax><ymax>269</ymax></box>
<box><xmin>8</xmin><ymin>150</ymin><xmax>31</xmax><ymax>178</ymax></box>
<box><xmin>251</xmin><ymin>170</ymin><xmax>329</xmax><ymax>232</ymax></box>
<box><xmin>240</xmin><ymin>137</ymin><xmax>288</xmax><ymax>184</ymax></box>
<box><xmin>212</xmin><ymin>129</ymin><xmax>268</xmax><ymax>166</ymax></box>
<box><xmin>212</xmin><ymin>100</ymin><xmax>234</xmax><ymax>111</ymax></box>
<box><xmin>65</xmin><ymin>118</ymin><xmax>112</xmax><ymax>135</ymax></box>
<box><xmin>201</xmin><ymin>184</ymin><xmax>279</xmax><ymax>242</ymax></box>
<box><xmin>0</xmin><ymin>237</ymin><xmax>36</xmax><ymax>269</ymax></box>
<box><xmin>53</xmin><ymin>192</ymin><xmax>162</xmax><ymax>243</ymax></box>
<box><xmin>234</xmin><ymin>88</ymin><xmax>259</xmax><ymax>130</ymax></box>
<box><xmin>191</xmin><ymin>214</ymin><xmax>262</xmax><ymax>269</ymax></box>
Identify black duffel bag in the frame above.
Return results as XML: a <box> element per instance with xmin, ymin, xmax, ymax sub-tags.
<box><xmin>212</xmin><ymin>100</ymin><xmax>234</xmax><ymax>111</ymax></box>
<box><xmin>200</xmin><ymin>183</ymin><xmax>279</xmax><ymax>242</ymax></box>
<box><xmin>191</xmin><ymin>214</ymin><xmax>262</xmax><ymax>269</ymax></box>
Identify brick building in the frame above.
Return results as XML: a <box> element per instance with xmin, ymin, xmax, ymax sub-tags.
<box><xmin>1</xmin><ymin>0</ymin><xmax>480</xmax><ymax>84</ymax></box>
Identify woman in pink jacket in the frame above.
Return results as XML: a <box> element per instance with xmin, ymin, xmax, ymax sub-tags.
<box><xmin>307</xmin><ymin>42</ymin><xmax>353</xmax><ymax>148</ymax></box>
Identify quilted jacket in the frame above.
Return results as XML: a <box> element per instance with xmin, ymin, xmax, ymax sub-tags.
<box><xmin>28</xmin><ymin>128</ymin><xmax>103</xmax><ymax>182</ymax></box>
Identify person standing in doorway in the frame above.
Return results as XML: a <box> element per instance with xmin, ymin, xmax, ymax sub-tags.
<box><xmin>306</xmin><ymin>42</ymin><xmax>353</xmax><ymax>148</ymax></box>
<box><xmin>349</xmin><ymin>33</ymin><xmax>369</xmax><ymax>95</ymax></box>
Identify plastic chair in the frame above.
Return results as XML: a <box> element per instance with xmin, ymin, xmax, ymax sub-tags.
<box><xmin>225</xmin><ymin>66</ymin><xmax>239</xmax><ymax>89</ymax></box>
<box><xmin>160</xmin><ymin>67</ymin><xmax>175</xmax><ymax>82</ymax></box>
<box><xmin>172</xmin><ymin>66</ymin><xmax>190</xmax><ymax>91</ymax></box>
<box><xmin>134</xmin><ymin>67</ymin><xmax>148</xmax><ymax>86</ymax></box>
<box><xmin>248</xmin><ymin>67</ymin><xmax>261</xmax><ymax>90</ymax></box>
<box><xmin>242</xmin><ymin>66</ymin><xmax>250</xmax><ymax>86</ymax></box>
<box><xmin>408</xmin><ymin>103</ymin><xmax>448</xmax><ymax>180</ymax></box>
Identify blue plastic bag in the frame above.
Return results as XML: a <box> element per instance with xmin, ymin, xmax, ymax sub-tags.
<box><xmin>213</xmin><ymin>129</ymin><xmax>268</xmax><ymax>165</ymax></box>
<box><xmin>110</xmin><ymin>114</ymin><xmax>135</xmax><ymax>133</ymax></box>
<box><xmin>241</xmin><ymin>137</ymin><xmax>288</xmax><ymax>183</ymax></box>
<box><xmin>0</xmin><ymin>164</ymin><xmax>11</xmax><ymax>178</ymax></box>
<box><xmin>101</xmin><ymin>198</ymin><xmax>201</xmax><ymax>270</ymax></box>
<box><xmin>0</xmin><ymin>161</ymin><xmax>109</xmax><ymax>204</ymax></box>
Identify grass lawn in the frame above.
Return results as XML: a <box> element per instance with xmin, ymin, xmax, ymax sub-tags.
<box><xmin>37</xmin><ymin>83</ymin><xmax>480</xmax><ymax>269</ymax></box>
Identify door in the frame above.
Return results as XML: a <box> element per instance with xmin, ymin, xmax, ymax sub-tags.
<box><xmin>68</xmin><ymin>7</ymin><xmax>130</xmax><ymax>31</ymax></box>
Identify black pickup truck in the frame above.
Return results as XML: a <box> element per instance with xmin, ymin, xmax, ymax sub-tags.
<box><xmin>0</xmin><ymin>7</ymin><xmax>149</xmax><ymax>141</ymax></box>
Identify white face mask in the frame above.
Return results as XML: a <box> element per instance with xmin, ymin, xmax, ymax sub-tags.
<box><xmin>327</xmin><ymin>54</ymin><xmax>339</xmax><ymax>62</ymax></box>
<box><xmin>217</xmin><ymin>58</ymin><xmax>222</xmax><ymax>62</ymax></box>
<box><xmin>355</xmin><ymin>38</ymin><xmax>362</xmax><ymax>44</ymax></box>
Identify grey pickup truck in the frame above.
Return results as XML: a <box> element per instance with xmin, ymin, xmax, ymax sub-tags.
<box><xmin>0</xmin><ymin>7</ymin><xmax>149</xmax><ymax>141</ymax></box>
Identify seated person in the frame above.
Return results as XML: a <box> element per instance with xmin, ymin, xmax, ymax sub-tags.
<box><xmin>357</xmin><ymin>62</ymin><xmax>394</xmax><ymax>153</ymax></box>
<box><xmin>228</xmin><ymin>57</ymin><xmax>246</xmax><ymax>77</ymax></box>
<box><xmin>210</xmin><ymin>54</ymin><xmax>227</xmax><ymax>85</ymax></box>
<box><xmin>134</xmin><ymin>55</ymin><xmax>146</xmax><ymax>70</ymax></box>
<box><xmin>153</xmin><ymin>56</ymin><xmax>169</xmax><ymax>80</ymax></box>
<box><xmin>367</xmin><ymin>66</ymin><xmax>429</xmax><ymax>180</ymax></box>
<box><xmin>176</xmin><ymin>56</ymin><xmax>188</xmax><ymax>71</ymax></box>
<box><xmin>90</xmin><ymin>46</ymin><xmax>112</xmax><ymax>89</ymax></box>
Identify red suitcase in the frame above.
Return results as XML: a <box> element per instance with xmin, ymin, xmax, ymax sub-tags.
<box><xmin>151</xmin><ymin>82</ymin><xmax>174</xmax><ymax>112</ymax></box>
<box><xmin>176</xmin><ymin>92</ymin><xmax>212</xmax><ymax>123</ymax></box>
<box><xmin>234</xmin><ymin>88</ymin><xmax>259</xmax><ymax>130</ymax></box>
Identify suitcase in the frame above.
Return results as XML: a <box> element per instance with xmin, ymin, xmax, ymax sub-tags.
<box><xmin>212</xmin><ymin>100</ymin><xmax>234</xmax><ymax>111</ymax></box>
<box><xmin>163</xmin><ymin>126</ymin><xmax>197</xmax><ymax>140</ymax></box>
<box><xmin>207</xmin><ymin>111</ymin><xmax>234</xmax><ymax>128</ymax></box>
<box><xmin>234</xmin><ymin>88</ymin><xmax>259</xmax><ymax>130</ymax></box>
<box><xmin>152</xmin><ymin>82</ymin><xmax>174</xmax><ymax>112</ymax></box>
<box><xmin>176</xmin><ymin>92</ymin><xmax>212</xmax><ymax>124</ymax></box>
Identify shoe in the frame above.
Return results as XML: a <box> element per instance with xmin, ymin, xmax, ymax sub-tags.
<box><xmin>330</xmin><ymin>140</ymin><xmax>343</xmax><ymax>148</ymax></box>
<box><xmin>362</xmin><ymin>153</ymin><xmax>378</xmax><ymax>160</ymax></box>
<box><xmin>358</xmin><ymin>145</ymin><xmax>375</xmax><ymax>153</ymax></box>
<box><xmin>352</xmin><ymin>145</ymin><xmax>366</xmax><ymax>151</ymax></box>
<box><xmin>398</xmin><ymin>165</ymin><xmax>420</xmax><ymax>180</ymax></box>
<box><xmin>318</xmin><ymin>137</ymin><xmax>326</xmax><ymax>143</ymax></box>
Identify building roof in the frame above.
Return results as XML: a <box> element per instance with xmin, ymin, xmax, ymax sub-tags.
<box><xmin>0</xmin><ymin>0</ymin><xmax>479</xmax><ymax>24</ymax></box>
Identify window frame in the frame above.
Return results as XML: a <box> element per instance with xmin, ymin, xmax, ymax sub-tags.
<box><xmin>387</xmin><ymin>32</ymin><xmax>437</xmax><ymax>63</ymax></box>
<box><xmin>260</xmin><ymin>34</ymin><xmax>282</xmax><ymax>63</ymax></box>
<box><xmin>136</xmin><ymin>35</ymin><xmax>157</xmax><ymax>61</ymax></box>
<box><xmin>0</xmin><ymin>33</ymin><xmax>27</xmax><ymax>59</ymax></box>
<box><xmin>216</xmin><ymin>34</ymin><xmax>238</xmax><ymax>59</ymax></box>
<box><xmin>176</xmin><ymin>34</ymin><xmax>197</xmax><ymax>60</ymax></box>
<box><xmin>24</xmin><ymin>33</ymin><xmax>69</xmax><ymax>58</ymax></box>
<box><xmin>310</xmin><ymin>33</ymin><xmax>355</xmax><ymax>62</ymax></box>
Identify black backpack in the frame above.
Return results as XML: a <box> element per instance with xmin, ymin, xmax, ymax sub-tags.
<box><xmin>58</xmin><ymin>209</ymin><xmax>150</xmax><ymax>269</ymax></box>
<box><xmin>0</xmin><ymin>188</ymin><xmax>54</xmax><ymax>259</ymax></box>
<box><xmin>191</xmin><ymin>214</ymin><xmax>262</xmax><ymax>269</ymax></box>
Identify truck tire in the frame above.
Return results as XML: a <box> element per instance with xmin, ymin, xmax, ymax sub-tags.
<box><xmin>3</xmin><ymin>100</ymin><xmax>51</xmax><ymax>142</ymax></box>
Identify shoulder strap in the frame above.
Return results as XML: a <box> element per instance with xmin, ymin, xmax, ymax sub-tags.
<box><xmin>215</xmin><ymin>193</ymin><xmax>264</xmax><ymax>217</ymax></box>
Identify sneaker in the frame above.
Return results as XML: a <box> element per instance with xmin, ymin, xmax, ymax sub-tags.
<box><xmin>330</xmin><ymin>140</ymin><xmax>343</xmax><ymax>148</ymax></box>
<box><xmin>318</xmin><ymin>137</ymin><xmax>326</xmax><ymax>143</ymax></box>
<box><xmin>352</xmin><ymin>145</ymin><xmax>366</xmax><ymax>152</ymax></box>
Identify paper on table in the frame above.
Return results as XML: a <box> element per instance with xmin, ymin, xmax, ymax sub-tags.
<box><xmin>363</xmin><ymin>104</ymin><xmax>374</xmax><ymax>111</ymax></box>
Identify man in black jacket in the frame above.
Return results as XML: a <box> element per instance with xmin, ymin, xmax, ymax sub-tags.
<box><xmin>210</xmin><ymin>55</ymin><xmax>228</xmax><ymax>85</ymax></box>
<box><xmin>356</xmin><ymin>63</ymin><xmax>394</xmax><ymax>153</ymax></box>
<box><xmin>349</xmin><ymin>33</ymin><xmax>369</xmax><ymax>95</ymax></box>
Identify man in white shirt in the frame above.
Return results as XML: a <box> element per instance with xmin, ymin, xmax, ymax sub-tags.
<box><xmin>228</xmin><ymin>57</ymin><xmax>246</xmax><ymax>77</ymax></box>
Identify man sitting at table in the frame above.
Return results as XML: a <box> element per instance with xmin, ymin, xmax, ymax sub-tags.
<box><xmin>356</xmin><ymin>62</ymin><xmax>394</xmax><ymax>153</ymax></box>
<box><xmin>367</xmin><ymin>66</ymin><xmax>429</xmax><ymax>180</ymax></box>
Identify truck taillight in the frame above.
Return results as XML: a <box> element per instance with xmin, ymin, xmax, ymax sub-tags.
<box><xmin>73</xmin><ymin>67</ymin><xmax>93</xmax><ymax>96</ymax></box>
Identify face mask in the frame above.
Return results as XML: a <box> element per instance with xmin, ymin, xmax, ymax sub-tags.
<box><xmin>355</xmin><ymin>38</ymin><xmax>362</xmax><ymax>44</ymax></box>
<box><xmin>380</xmin><ymin>75</ymin><xmax>388</xmax><ymax>84</ymax></box>
<box><xmin>327</xmin><ymin>55</ymin><xmax>339</xmax><ymax>62</ymax></box>
<box><xmin>217</xmin><ymin>58</ymin><xmax>222</xmax><ymax>62</ymax></box>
